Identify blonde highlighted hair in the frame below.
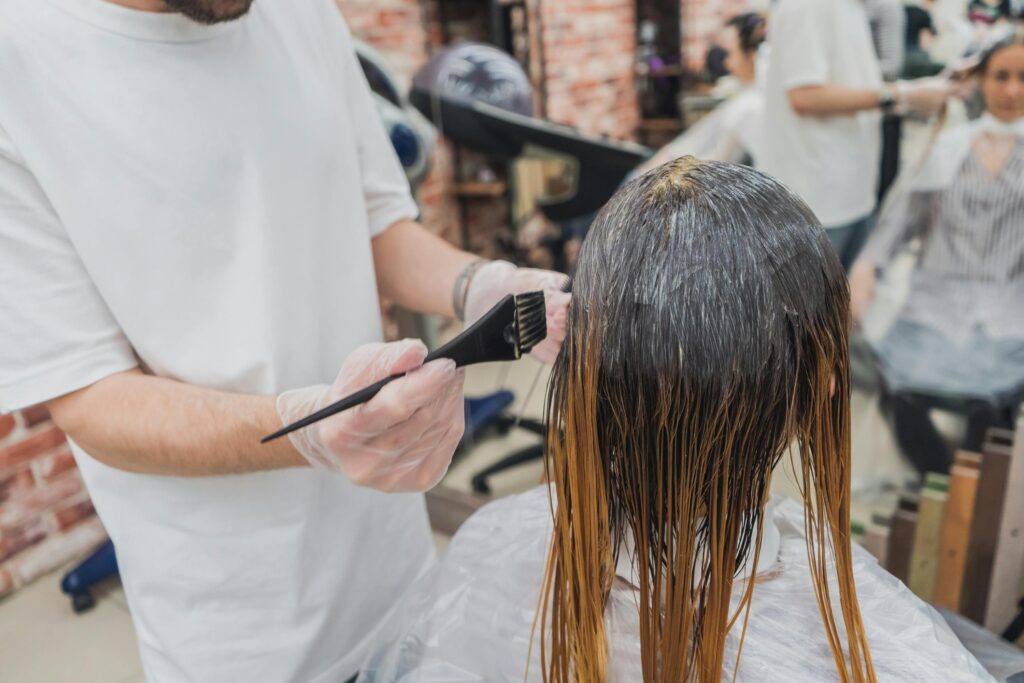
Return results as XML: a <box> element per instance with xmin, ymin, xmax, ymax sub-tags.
<box><xmin>538</xmin><ymin>158</ymin><xmax>875</xmax><ymax>682</ymax></box>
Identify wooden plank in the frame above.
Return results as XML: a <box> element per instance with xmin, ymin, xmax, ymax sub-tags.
<box><xmin>933</xmin><ymin>451</ymin><xmax>982</xmax><ymax>610</ymax></box>
<box><xmin>908</xmin><ymin>473</ymin><xmax>949</xmax><ymax>601</ymax></box>
<box><xmin>862</xmin><ymin>512</ymin><xmax>891</xmax><ymax>566</ymax></box>
<box><xmin>961</xmin><ymin>442</ymin><xmax>1013</xmax><ymax>622</ymax></box>
<box><xmin>985</xmin><ymin>411</ymin><xmax>1024</xmax><ymax>632</ymax></box>
<box><xmin>887</xmin><ymin>494</ymin><xmax>919</xmax><ymax>584</ymax></box>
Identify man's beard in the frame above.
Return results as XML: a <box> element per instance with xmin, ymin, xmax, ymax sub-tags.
<box><xmin>163</xmin><ymin>0</ymin><xmax>254</xmax><ymax>24</ymax></box>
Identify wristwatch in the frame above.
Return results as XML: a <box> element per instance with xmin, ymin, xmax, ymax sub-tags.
<box><xmin>878</xmin><ymin>87</ymin><xmax>896</xmax><ymax>113</ymax></box>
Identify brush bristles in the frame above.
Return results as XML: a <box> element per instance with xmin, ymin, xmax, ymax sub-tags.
<box><xmin>515</xmin><ymin>291</ymin><xmax>547</xmax><ymax>355</ymax></box>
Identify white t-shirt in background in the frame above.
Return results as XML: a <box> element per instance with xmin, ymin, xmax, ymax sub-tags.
<box><xmin>0</xmin><ymin>0</ymin><xmax>431</xmax><ymax>680</ymax></box>
<box><xmin>759</xmin><ymin>0</ymin><xmax>884</xmax><ymax>228</ymax></box>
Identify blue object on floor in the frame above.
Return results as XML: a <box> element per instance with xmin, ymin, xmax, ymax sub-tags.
<box><xmin>61</xmin><ymin>539</ymin><xmax>118</xmax><ymax>613</ymax></box>
<box><xmin>461</xmin><ymin>391</ymin><xmax>516</xmax><ymax>449</ymax></box>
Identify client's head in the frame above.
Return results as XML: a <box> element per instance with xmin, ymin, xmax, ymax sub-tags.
<box><xmin>721</xmin><ymin>13</ymin><xmax>765</xmax><ymax>84</ymax></box>
<box><xmin>540</xmin><ymin>158</ymin><xmax>873</xmax><ymax>682</ymax></box>
<box><xmin>973</xmin><ymin>26</ymin><xmax>1024</xmax><ymax>123</ymax></box>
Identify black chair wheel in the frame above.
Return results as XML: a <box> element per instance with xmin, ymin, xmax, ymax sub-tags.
<box><xmin>71</xmin><ymin>592</ymin><xmax>96</xmax><ymax>614</ymax></box>
<box><xmin>471</xmin><ymin>474</ymin><xmax>492</xmax><ymax>496</ymax></box>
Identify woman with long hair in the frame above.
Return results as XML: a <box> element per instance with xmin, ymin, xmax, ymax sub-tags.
<box><xmin>357</xmin><ymin>158</ymin><xmax>990</xmax><ymax>682</ymax></box>
<box><xmin>637</xmin><ymin>13</ymin><xmax>767</xmax><ymax>173</ymax></box>
<box><xmin>850</xmin><ymin>27</ymin><xmax>1024</xmax><ymax>477</ymax></box>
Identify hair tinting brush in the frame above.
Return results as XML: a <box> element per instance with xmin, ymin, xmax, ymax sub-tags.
<box><xmin>261</xmin><ymin>291</ymin><xmax>547</xmax><ymax>444</ymax></box>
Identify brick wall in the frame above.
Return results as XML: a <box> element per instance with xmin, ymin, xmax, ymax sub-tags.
<box><xmin>0</xmin><ymin>407</ymin><xmax>105</xmax><ymax>600</ymax></box>
<box><xmin>534</xmin><ymin>0</ymin><xmax>639</xmax><ymax>140</ymax></box>
<box><xmin>681</xmin><ymin>0</ymin><xmax>751</xmax><ymax>71</ymax></box>
<box><xmin>338</xmin><ymin>0</ymin><xmax>460</xmax><ymax>245</ymax></box>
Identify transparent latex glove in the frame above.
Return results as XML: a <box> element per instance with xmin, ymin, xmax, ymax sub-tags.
<box><xmin>895</xmin><ymin>77</ymin><xmax>969</xmax><ymax>117</ymax></box>
<box><xmin>277</xmin><ymin>339</ymin><xmax>465</xmax><ymax>493</ymax></box>
<box><xmin>848</xmin><ymin>260</ymin><xmax>877</xmax><ymax>324</ymax></box>
<box><xmin>463</xmin><ymin>260</ymin><xmax>570</xmax><ymax>365</ymax></box>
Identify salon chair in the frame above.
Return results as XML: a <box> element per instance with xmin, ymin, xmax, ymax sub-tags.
<box><xmin>877</xmin><ymin>377</ymin><xmax>1024</xmax><ymax>477</ymax></box>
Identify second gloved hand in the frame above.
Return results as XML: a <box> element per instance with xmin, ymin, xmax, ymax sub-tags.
<box><xmin>462</xmin><ymin>260</ymin><xmax>570</xmax><ymax>365</ymax></box>
<box><xmin>895</xmin><ymin>77</ymin><xmax>969</xmax><ymax>117</ymax></box>
<box><xmin>277</xmin><ymin>339</ymin><xmax>465</xmax><ymax>493</ymax></box>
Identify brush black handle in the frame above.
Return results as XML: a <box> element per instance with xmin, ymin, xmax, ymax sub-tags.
<box><xmin>262</xmin><ymin>292</ymin><xmax>529</xmax><ymax>444</ymax></box>
<box><xmin>260</xmin><ymin>375</ymin><xmax>399</xmax><ymax>443</ymax></box>
<box><xmin>261</xmin><ymin>345</ymin><xmax>477</xmax><ymax>444</ymax></box>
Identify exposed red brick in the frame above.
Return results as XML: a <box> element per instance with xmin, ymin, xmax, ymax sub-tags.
<box><xmin>0</xmin><ymin>475</ymin><xmax>82</xmax><ymax>530</ymax></box>
<box><xmin>20</xmin><ymin>404</ymin><xmax>51</xmax><ymax>428</ymax></box>
<box><xmin>0</xmin><ymin>426</ymin><xmax>66</xmax><ymax>471</ymax></box>
<box><xmin>0</xmin><ymin>518</ymin><xmax>47</xmax><ymax>563</ymax></box>
<box><xmin>38</xmin><ymin>448</ymin><xmax>77</xmax><ymax>482</ymax></box>
<box><xmin>9</xmin><ymin>518</ymin><xmax>106</xmax><ymax>586</ymax></box>
<box><xmin>54</xmin><ymin>498</ymin><xmax>96</xmax><ymax>531</ymax></box>
<box><xmin>0</xmin><ymin>468</ymin><xmax>36</xmax><ymax>505</ymax></box>
<box><xmin>0</xmin><ymin>414</ymin><xmax>15</xmax><ymax>440</ymax></box>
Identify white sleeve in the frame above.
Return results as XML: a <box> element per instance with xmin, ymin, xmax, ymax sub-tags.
<box><xmin>0</xmin><ymin>127</ymin><xmax>136</xmax><ymax>411</ymax></box>
<box><xmin>328</xmin><ymin>6</ymin><xmax>420</xmax><ymax>237</ymax></box>
<box><xmin>770</xmin><ymin>0</ymin><xmax>832</xmax><ymax>90</ymax></box>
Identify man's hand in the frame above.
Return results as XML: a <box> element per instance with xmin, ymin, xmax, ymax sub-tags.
<box><xmin>462</xmin><ymin>260</ymin><xmax>570</xmax><ymax>364</ymax></box>
<box><xmin>278</xmin><ymin>339</ymin><xmax>465</xmax><ymax>492</ymax></box>
<box><xmin>895</xmin><ymin>76</ymin><xmax>972</xmax><ymax>116</ymax></box>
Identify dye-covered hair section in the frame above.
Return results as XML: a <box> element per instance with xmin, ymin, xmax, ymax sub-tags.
<box><xmin>539</xmin><ymin>157</ymin><xmax>874</xmax><ymax>682</ymax></box>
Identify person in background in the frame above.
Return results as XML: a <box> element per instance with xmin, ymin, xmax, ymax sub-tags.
<box><xmin>868</xmin><ymin>0</ymin><xmax>908</xmax><ymax>81</ymax></box>
<box><xmin>867</xmin><ymin>0</ymin><xmax>907</xmax><ymax>202</ymax></box>
<box><xmin>904</xmin><ymin>0</ymin><xmax>945</xmax><ymax>77</ymax></box>
<box><xmin>969</xmin><ymin>0</ymin><xmax>1014</xmax><ymax>26</ymax></box>
<box><xmin>548</xmin><ymin>13</ymin><xmax>768</xmax><ymax>273</ymax></box>
<box><xmin>850</xmin><ymin>28</ymin><xmax>1024</xmax><ymax>476</ymax></box>
<box><xmin>637</xmin><ymin>13</ymin><xmax>768</xmax><ymax>172</ymax></box>
<box><xmin>760</xmin><ymin>0</ymin><xmax>958</xmax><ymax>269</ymax></box>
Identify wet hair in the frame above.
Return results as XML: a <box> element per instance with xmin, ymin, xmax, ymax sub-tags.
<box><xmin>538</xmin><ymin>158</ymin><xmax>875</xmax><ymax>682</ymax></box>
<box><xmin>724</xmin><ymin>13</ymin><xmax>767</xmax><ymax>55</ymax></box>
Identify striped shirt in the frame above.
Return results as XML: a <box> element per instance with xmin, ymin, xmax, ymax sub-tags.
<box><xmin>865</xmin><ymin>0</ymin><xmax>907</xmax><ymax>81</ymax></box>
<box><xmin>861</xmin><ymin>136</ymin><xmax>1024</xmax><ymax>342</ymax></box>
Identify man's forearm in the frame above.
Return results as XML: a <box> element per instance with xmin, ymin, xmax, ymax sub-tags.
<box><xmin>48</xmin><ymin>369</ymin><xmax>306</xmax><ymax>476</ymax></box>
<box><xmin>372</xmin><ymin>219</ymin><xmax>478</xmax><ymax>318</ymax></box>
<box><xmin>788</xmin><ymin>84</ymin><xmax>884</xmax><ymax>116</ymax></box>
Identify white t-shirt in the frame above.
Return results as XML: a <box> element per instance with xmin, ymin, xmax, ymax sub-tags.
<box><xmin>759</xmin><ymin>0</ymin><xmax>884</xmax><ymax>228</ymax></box>
<box><xmin>0</xmin><ymin>1</ymin><xmax>432</xmax><ymax>680</ymax></box>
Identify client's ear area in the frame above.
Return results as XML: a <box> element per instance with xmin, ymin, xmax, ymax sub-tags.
<box><xmin>830</xmin><ymin>372</ymin><xmax>836</xmax><ymax>398</ymax></box>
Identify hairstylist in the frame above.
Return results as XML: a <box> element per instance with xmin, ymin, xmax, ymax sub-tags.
<box><xmin>0</xmin><ymin>1</ymin><xmax>568</xmax><ymax>681</ymax></box>
<box><xmin>759</xmin><ymin>0</ymin><xmax>961</xmax><ymax>269</ymax></box>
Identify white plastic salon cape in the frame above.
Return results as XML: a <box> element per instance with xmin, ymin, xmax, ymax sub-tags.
<box><xmin>0</xmin><ymin>1</ymin><xmax>431</xmax><ymax>681</ymax></box>
<box><xmin>357</xmin><ymin>486</ymin><xmax>994</xmax><ymax>682</ymax></box>
<box><xmin>858</xmin><ymin>114</ymin><xmax>1024</xmax><ymax>402</ymax></box>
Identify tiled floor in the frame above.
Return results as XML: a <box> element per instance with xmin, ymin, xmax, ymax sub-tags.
<box><xmin>0</xmin><ymin>573</ymin><xmax>143</xmax><ymax>682</ymax></box>
<box><xmin>0</xmin><ymin>358</ymin><xmax>918</xmax><ymax>682</ymax></box>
